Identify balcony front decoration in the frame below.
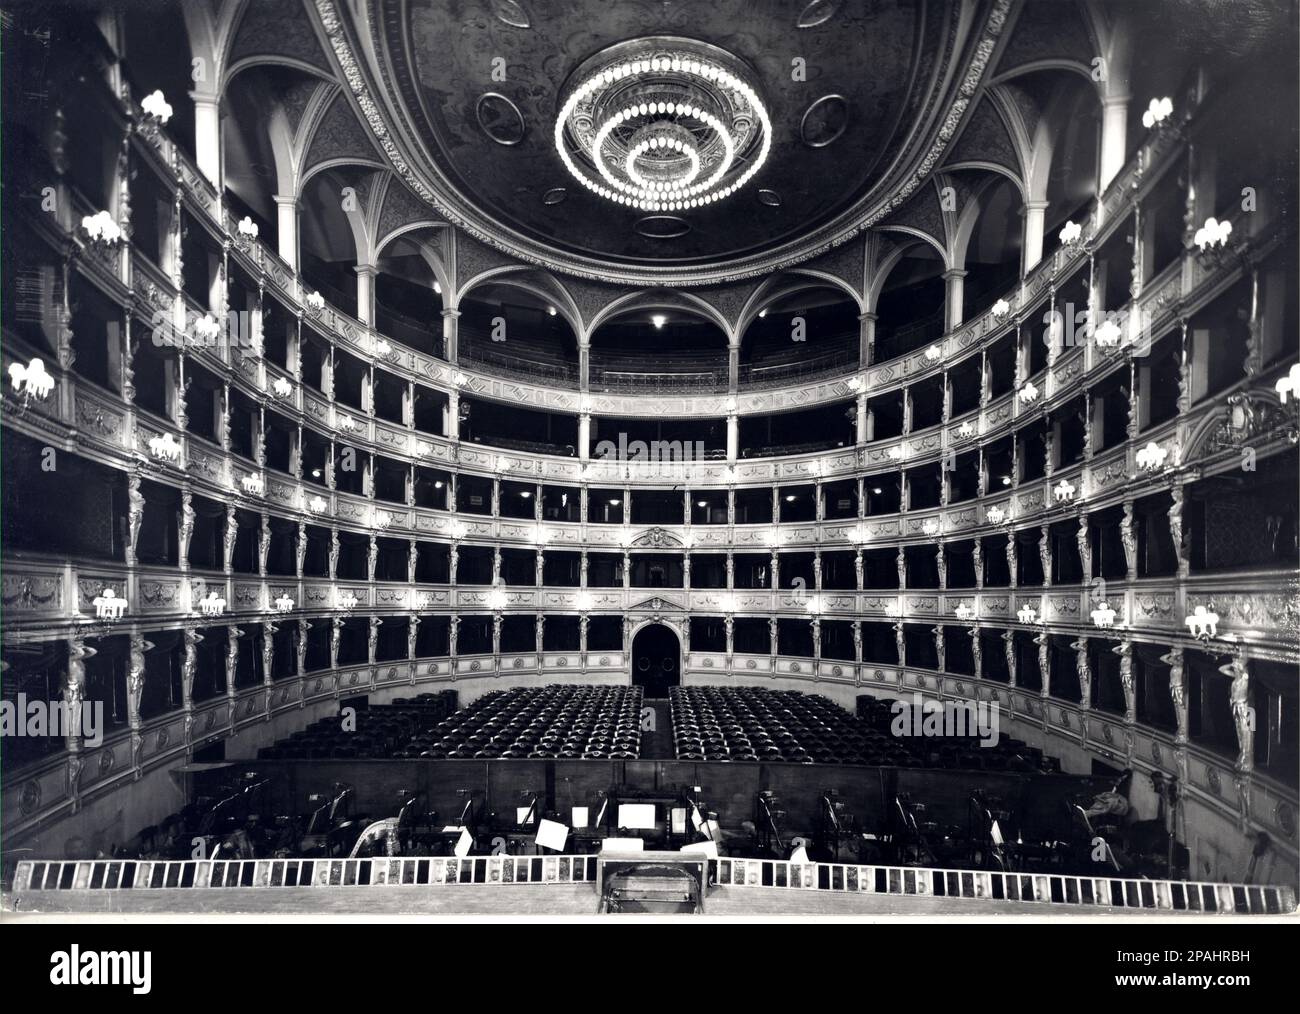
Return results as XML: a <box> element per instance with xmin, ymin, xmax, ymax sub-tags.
<box><xmin>1141</xmin><ymin>96</ymin><xmax>1173</xmax><ymax>130</ymax></box>
<box><xmin>1052</xmin><ymin>479</ymin><xmax>1076</xmax><ymax>504</ymax></box>
<box><xmin>1136</xmin><ymin>441</ymin><xmax>1169</xmax><ymax>472</ymax></box>
<box><xmin>241</xmin><ymin>473</ymin><xmax>265</xmax><ymax>497</ymax></box>
<box><xmin>1090</xmin><ymin>602</ymin><xmax>1117</xmax><ymax>629</ymax></box>
<box><xmin>336</xmin><ymin>590</ymin><xmax>360</xmax><ymax>612</ymax></box>
<box><xmin>986</xmin><ymin>505</ymin><xmax>1006</xmax><ymax>525</ymax></box>
<box><xmin>8</xmin><ymin>357</ymin><xmax>55</xmax><ymax>402</ymax></box>
<box><xmin>554</xmin><ymin>39</ymin><xmax>772</xmax><ymax>212</ymax></box>
<box><xmin>306</xmin><ymin>494</ymin><xmax>329</xmax><ymax>514</ymax></box>
<box><xmin>1185</xmin><ymin>605</ymin><xmax>1220</xmax><ymax>641</ymax></box>
<box><xmin>1018</xmin><ymin>380</ymin><xmax>1040</xmax><ymax>404</ymax></box>
<box><xmin>1017</xmin><ymin>604</ymin><xmax>1038</xmax><ymax>624</ymax></box>
<box><xmin>148</xmin><ymin>432</ymin><xmax>181</xmax><ymax>462</ymax></box>
<box><xmin>304</xmin><ymin>291</ymin><xmax>325</xmax><ymax>315</ymax></box>
<box><xmin>198</xmin><ymin>591</ymin><xmax>227</xmax><ymax>618</ymax></box>
<box><xmin>274</xmin><ymin>594</ymin><xmax>295</xmax><ymax>614</ymax></box>
<box><xmin>954</xmin><ymin>603</ymin><xmax>974</xmax><ymax>622</ymax></box>
<box><xmin>81</xmin><ymin>210</ymin><xmax>122</xmax><ymax>247</ymax></box>
<box><xmin>92</xmin><ymin>588</ymin><xmax>127</xmax><ymax>622</ymax></box>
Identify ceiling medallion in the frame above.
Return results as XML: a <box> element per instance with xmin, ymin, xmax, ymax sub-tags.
<box><xmin>800</xmin><ymin>94</ymin><xmax>849</xmax><ymax>148</ymax></box>
<box><xmin>797</xmin><ymin>1</ymin><xmax>839</xmax><ymax>28</ymax></box>
<box><xmin>554</xmin><ymin>37</ymin><xmax>771</xmax><ymax>212</ymax></box>
<box><xmin>476</xmin><ymin>92</ymin><xmax>526</xmax><ymax>146</ymax></box>
<box><xmin>634</xmin><ymin>215</ymin><xmax>691</xmax><ymax>239</ymax></box>
<box><xmin>493</xmin><ymin>0</ymin><xmax>531</xmax><ymax>29</ymax></box>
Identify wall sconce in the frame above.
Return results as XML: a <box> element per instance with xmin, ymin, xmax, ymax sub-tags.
<box><xmin>241</xmin><ymin>473</ymin><xmax>265</xmax><ymax>497</ymax></box>
<box><xmin>235</xmin><ymin>216</ymin><xmax>259</xmax><ymax>245</ymax></box>
<box><xmin>986</xmin><ymin>506</ymin><xmax>1006</xmax><ymax>524</ymax></box>
<box><xmin>371</xmin><ymin>508</ymin><xmax>392</xmax><ymax>530</ymax></box>
<box><xmin>1017</xmin><ymin>604</ymin><xmax>1037</xmax><ymax>624</ymax></box>
<box><xmin>804</xmin><ymin>594</ymin><xmax>822</xmax><ymax>615</ymax></box>
<box><xmin>580</xmin><ymin>395</ymin><xmax>593</xmax><ymax>414</ymax></box>
<box><xmin>81</xmin><ymin>210</ymin><xmax>122</xmax><ymax>246</ymax></box>
<box><xmin>191</xmin><ymin>314</ymin><xmax>222</xmax><ymax>347</ymax></box>
<box><xmin>719</xmin><ymin>592</ymin><xmax>736</xmax><ymax>614</ymax></box>
<box><xmin>1274</xmin><ymin>363</ymin><xmax>1300</xmax><ymax>404</ymax></box>
<box><xmin>954</xmin><ymin>603</ymin><xmax>974</xmax><ymax>621</ymax></box>
<box><xmin>887</xmin><ymin>445</ymin><xmax>904</xmax><ymax>461</ymax></box>
<box><xmin>533</xmin><ymin>526</ymin><xmax>550</xmax><ymax>546</ymax></box>
<box><xmin>1052</xmin><ymin>479</ymin><xmax>1076</xmax><ymax>503</ymax></box>
<box><xmin>373</xmin><ymin>337</ymin><xmax>392</xmax><ymax>357</ymax></box>
<box><xmin>1136</xmin><ymin>441</ymin><xmax>1168</xmax><ymax>472</ymax></box>
<box><xmin>305</xmin><ymin>291</ymin><xmax>325</xmax><ymax>314</ymax></box>
<box><xmin>449</xmin><ymin>520</ymin><xmax>469</xmax><ymax>540</ymax></box>
<box><xmin>336</xmin><ymin>413</ymin><xmax>356</xmax><ymax>432</ymax></box>
<box><xmin>148</xmin><ymin>432</ymin><xmax>181</xmax><ymax>462</ymax></box>
<box><xmin>1141</xmin><ymin>96</ymin><xmax>1173</xmax><ymax>129</ymax></box>
<box><xmin>495</xmin><ymin>455</ymin><xmax>510</xmax><ymax>473</ymax></box>
<box><xmin>925</xmin><ymin>344</ymin><xmax>942</xmax><ymax>363</ymax></box>
<box><xmin>922</xmin><ymin>517</ymin><xmax>940</xmax><ymax>537</ymax></box>
<box><xmin>1019</xmin><ymin>381</ymin><xmax>1040</xmax><ymax>404</ymax></box>
<box><xmin>336</xmin><ymin>590</ymin><xmax>360</xmax><ymax>612</ymax></box>
<box><xmin>140</xmin><ymin>89</ymin><xmax>173</xmax><ymax>126</ymax></box>
<box><xmin>487</xmin><ymin>588</ymin><xmax>508</xmax><ymax>611</ymax></box>
<box><xmin>274</xmin><ymin>594</ymin><xmax>295</xmax><ymax>614</ymax></box>
<box><xmin>575</xmin><ymin>590</ymin><xmax>593</xmax><ymax>612</ymax></box>
<box><xmin>724</xmin><ymin>466</ymin><xmax>737</xmax><ymax>483</ymax></box>
<box><xmin>8</xmin><ymin>357</ymin><xmax>54</xmax><ymax>402</ymax></box>
<box><xmin>198</xmin><ymin>590</ymin><xmax>227</xmax><ymax>617</ymax></box>
<box><xmin>306</xmin><ymin>494</ymin><xmax>328</xmax><ymax>514</ymax></box>
<box><xmin>1194</xmin><ymin>217</ymin><xmax>1233</xmax><ymax>253</ymax></box>
<box><xmin>991</xmin><ymin>298</ymin><xmax>1010</xmax><ymax>320</ymax></box>
<box><xmin>1185</xmin><ymin>605</ymin><xmax>1219</xmax><ymax>641</ymax></box>
<box><xmin>1090</xmin><ymin>602</ymin><xmax>1117</xmax><ymax>629</ymax></box>
<box><xmin>765</xmin><ymin>529</ymin><xmax>785</xmax><ymax>548</ymax></box>
<box><xmin>1058</xmin><ymin>220</ymin><xmax>1083</xmax><ymax>248</ymax></box>
<box><xmin>846</xmin><ymin>377</ymin><xmax>863</xmax><ymax>393</ymax></box>
<box><xmin>956</xmin><ymin>419</ymin><xmax>975</xmax><ymax>438</ymax></box>
<box><xmin>453</xmin><ymin>372</ymin><xmax>469</xmax><ymax>387</ymax></box>
<box><xmin>853</xmin><ymin>522</ymin><xmax>869</xmax><ymax>545</ymax></box>
<box><xmin>1094</xmin><ymin>318</ymin><xmax>1123</xmax><ymax>350</ymax></box>
<box><xmin>92</xmin><ymin>587</ymin><xmax>127</xmax><ymax>621</ymax></box>
<box><xmin>271</xmin><ymin>376</ymin><xmax>293</xmax><ymax>399</ymax></box>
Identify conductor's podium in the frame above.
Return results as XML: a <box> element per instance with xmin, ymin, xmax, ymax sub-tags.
<box><xmin>597</xmin><ymin>851</ymin><xmax>709</xmax><ymax>914</ymax></box>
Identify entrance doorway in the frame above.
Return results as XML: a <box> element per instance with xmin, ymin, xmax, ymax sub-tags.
<box><xmin>631</xmin><ymin>623</ymin><xmax>681</xmax><ymax>698</ymax></box>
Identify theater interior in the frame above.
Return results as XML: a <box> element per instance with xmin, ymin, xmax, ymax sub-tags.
<box><xmin>1</xmin><ymin>0</ymin><xmax>1297</xmax><ymax>918</ymax></box>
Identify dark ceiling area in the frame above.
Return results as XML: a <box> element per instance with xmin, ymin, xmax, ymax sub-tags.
<box><xmin>380</xmin><ymin>0</ymin><xmax>949</xmax><ymax>266</ymax></box>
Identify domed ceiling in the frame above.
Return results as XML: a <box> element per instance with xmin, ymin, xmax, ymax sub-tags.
<box><xmin>367</xmin><ymin>0</ymin><xmax>989</xmax><ymax>283</ymax></box>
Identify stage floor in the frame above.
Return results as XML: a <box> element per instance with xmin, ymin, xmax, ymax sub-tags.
<box><xmin>2</xmin><ymin>884</ymin><xmax>1226</xmax><ymax>919</ymax></box>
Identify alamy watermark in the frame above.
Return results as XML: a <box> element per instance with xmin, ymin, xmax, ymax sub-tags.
<box><xmin>890</xmin><ymin>693</ymin><xmax>1000</xmax><ymax>748</ymax></box>
<box><xmin>1</xmin><ymin>695</ymin><xmax>104</xmax><ymax>747</ymax></box>
<box><xmin>592</xmin><ymin>432</ymin><xmax>710</xmax><ymax>481</ymax></box>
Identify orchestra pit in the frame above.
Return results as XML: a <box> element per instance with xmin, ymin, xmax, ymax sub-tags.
<box><xmin>1</xmin><ymin>0</ymin><xmax>1297</xmax><ymax>919</ymax></box>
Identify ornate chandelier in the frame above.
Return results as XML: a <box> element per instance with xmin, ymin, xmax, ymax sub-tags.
<box><xmin>554</xmin><ymin>38</ymin><xmax>771</xmax><ymax>213</ymax></box>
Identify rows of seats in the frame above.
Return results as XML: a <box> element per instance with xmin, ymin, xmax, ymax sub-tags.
<box><xmin>258</xmin><ymin>694</ymin><xmax>456</xmax><ymax>760</ymax></box>
<box><xmin>415</xmin><ymin>685</ymin><xmax>644</xmax><ymax>759</ymax></box>
<box><xmin>670</xmin><ymin>687</ymin><xmax>1060</xmax><ymax>770</ymax></box>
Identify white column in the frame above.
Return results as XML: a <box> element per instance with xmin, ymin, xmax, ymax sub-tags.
<box><xmin>726</xmin><ymin>414</ymin><xmax>739</xmax><ymax>462</ymax></box>
<box><xmin>943</xmin><ymin>269</ymin><xmax>967</xmax><ymax>332</ymax></box>
<box><xmin>355</xmin><ymin>265</ymin><xmax>376</xmax><ymax>326</ymax></box>
<box><xmin>1099</xmin><ymin>94</ymin><xmax>1130</xmax><ymax>194</ymax></box>
<box><xmin>858</xmin><ymin>312</ymin><xmax>877</xmax><ymax>368</ymax></box>
<box><xmin>1023</xmin><ymin>201</ymin><xmax>1049</xmax><ymax>272</ymax></box>
<box><xmin>578</xmin><ymin>413</ymin><xmax>591</xmax><ymax>461</ymax></box>
<box><xmin>273</xmin><ymin>194</ymin><xmax>298</xmax><ymax>271</ymax></box>
<box><xmin>191</xmin><ymin>93</ymin><xmax>221</xmax><ymax>187</ymax></box>
<box><xmin>442</xmin><ymin>308</ymin><xmax>460</xmax><ymax>364</ymax></box>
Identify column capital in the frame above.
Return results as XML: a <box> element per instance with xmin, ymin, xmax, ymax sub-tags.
<box><xmin>441</xmin><ymin>307</ymin><xmax>461</xmax><ymax>319</ymax></box>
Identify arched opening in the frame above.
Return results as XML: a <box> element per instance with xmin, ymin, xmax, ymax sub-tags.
<box><xmin>374</xmin><ymin>232</ymin><xmax>444</xmax><ymax>357</ymax></box>
<box><xmin>631</xmin><ymin>623</ymin><xmax>681</xmax><ymax>698</ymax></box>
<box><xmin>589</xmin><ymin>302</ymin><xmax>727</xmax><ymax>393</ymax></box>
<box><xmin>740</xmin><ymin>283</ymin><xmax>860</xmax><ymax>388</ymax></box>
<box><xmin>458</xmin><ymin>279</ymin><xmax>578</xmax><ymax>386</ymax></box>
